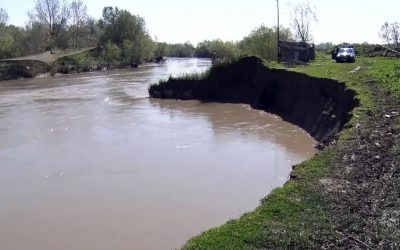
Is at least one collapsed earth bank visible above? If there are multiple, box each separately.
[149,56,358,145]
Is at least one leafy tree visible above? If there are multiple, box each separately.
[77,17,101,47]
[239,25,292,60]
[0,35,15,59]
[195,40,214,58]
[154,42,168,58]
[210,41,239,63]
[99,7,146,46]
[122,40,135,64]
[103,41,121,65]
[4,25,26,56]
[166,42,195,57]
[0,24,28,58]
[132,34,155,63]
[195,40,239,63]
[98,6,154,63]
[290,1,317,43]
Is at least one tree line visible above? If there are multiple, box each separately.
[0,0,324,69]
[0,1,154,65]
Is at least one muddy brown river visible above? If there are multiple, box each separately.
[0,58,316,250]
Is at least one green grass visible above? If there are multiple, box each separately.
[55,50,100,72]
[164,70,211,82]
[181,56,400,249]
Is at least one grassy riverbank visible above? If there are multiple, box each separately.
[179,56,400,249]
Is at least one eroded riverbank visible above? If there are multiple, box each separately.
[150,57,399,249]
[0,58,316,250]
[149,56,358,145]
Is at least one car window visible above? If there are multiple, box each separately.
[347,48,354,53]
[339,49,345,53]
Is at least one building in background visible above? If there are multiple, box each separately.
[279,41,315,62]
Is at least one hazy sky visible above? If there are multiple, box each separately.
[0,0,399,45]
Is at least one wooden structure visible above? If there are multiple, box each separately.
[279,41,315,62]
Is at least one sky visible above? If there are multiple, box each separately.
[0,0,399,45]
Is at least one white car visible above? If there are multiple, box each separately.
[336,48,356,63]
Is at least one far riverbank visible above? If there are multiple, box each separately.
[0,49,168,81]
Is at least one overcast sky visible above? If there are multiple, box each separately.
[0,0,398,45]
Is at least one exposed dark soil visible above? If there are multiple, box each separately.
[150,57,400,248]
[0,61,48,80]
[149,56,359,145]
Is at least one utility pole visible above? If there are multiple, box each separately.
[276,0,280,63]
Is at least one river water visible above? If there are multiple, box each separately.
[0,58,316,250]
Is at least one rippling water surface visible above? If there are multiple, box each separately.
[0,58,316,250]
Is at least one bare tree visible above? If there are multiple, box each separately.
[390,22,400,46]
[379,22,400,47]
[290,1,317,43]
[28,0,70,48]
[380,22,391,46]
[0,8,8,26]
[70,0,88,47]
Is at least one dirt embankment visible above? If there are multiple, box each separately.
[0,61,48,81]
[149,56,358,145]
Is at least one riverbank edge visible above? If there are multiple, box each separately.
[149,56,359,148]
[149,56,400,248]
[0,51,166,81]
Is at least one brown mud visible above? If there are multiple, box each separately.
[149,56,359,145]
